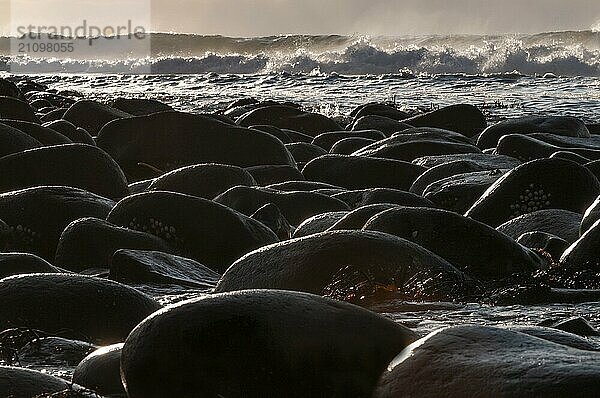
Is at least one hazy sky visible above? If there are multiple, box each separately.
[2,0,600,36]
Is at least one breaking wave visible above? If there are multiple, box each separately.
[1,31,599,76]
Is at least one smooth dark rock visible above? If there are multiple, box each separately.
[423,169,508,213]
[412,153,521,169]
[73,344,125,396]
[478,116,591,149]
[410,159,494,195]
[401,104,486,138]
[267,180,342,192]
[0,186,115,260]
[245,164,303,185]
[466,158,600,228]
[111,98,173,116]
[303,155,425,191]
[0,273,160,344]
[517,232,569,259]
[496,134,600,161]
[0,120,71,145]
[0,366,69,397]
[216,230,468,301]
[497,209,583,244]
[292,211,348,238]
[581,196,600,234]
[215,185,349,226]
[312,130,386,151]
[539,317,600,337]
[55,218,174,272]
[365,207,542,280]
[349,116,413,136]
[110,249,221,288]
[122,290,417,398]
[285,142,327,164]
[97,111,295,180]
[147,163,256,199]
[0,144,129,199]
[333,188,434,209]
[331,137,376,154]
[328,204,399,231]
[237,105,341,136]
[0,122,42,157]
[250,203,293,240]
[107,191,278,273]
[561,219,600,269]
[43,120,96,145]
[0,252,62,278]
[63,100,132,135]
[353,135,481,162]
[0,96,40,123]
[374,325,600,398]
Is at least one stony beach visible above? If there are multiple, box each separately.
[0,74,599,397]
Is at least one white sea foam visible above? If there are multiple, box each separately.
[1,31,598,76]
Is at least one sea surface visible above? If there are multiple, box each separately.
[1,31,599,379]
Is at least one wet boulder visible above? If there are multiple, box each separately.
[111,98,173,116]
[303,155,425,191]
[401,104,486,138]
[0,120,71,145]
[331,137,377,154]
[497,209,583,244]
[561,219,600,270]
[54,217,174,272]
[63,100,132,135]
[517,232,569,260]
[73,343,125,396]
[214,185,349,226]
[0,366,69,398]
[374,325,600,398]
[285,142,327,165]
[349,115,412,136]
[465,158,600,228]
[292,211,348,238]
[0,96,40,123]
[422,169,508,214]
[0,273,161,344]
[353,133,481,162]
[121,290,417,398]
[216,230,468,301]
[496,134,600,162]
[0,122,42,157]
[147,163,256,199]
[332,188,434,209]
[581,196,600,234]
[237,105,341,136]
[245,165,304,185]
[412,153,521,169]
[97,111,295,181]
[364,207,543,280]
[477,116,591,150]
[110,249,221,288]
[410,159,495,195]
[250,203,293,240]
[43,119,96,145]
[0,144,129,200]
[312,130,385,151]
[0,186,115,260]
[107,191,278,273]
[0,252,63,279]
[328,204,399,231]
[352,103,410,121]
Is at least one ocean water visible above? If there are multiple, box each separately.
[1,31,600,381]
